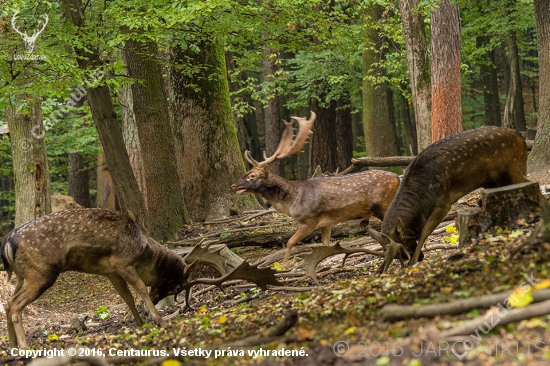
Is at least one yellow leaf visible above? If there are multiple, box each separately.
[508,286,534,308]
[218,314,227,324]
[319,339,329,346]
[47,333,59,342]
[161,360,182,366]
[533,279,550,290]
[518,318,548,329]
[199,307,208,313]
[445,225,458,234]
[344,326,356,335]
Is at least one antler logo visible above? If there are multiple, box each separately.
[11,11,49,53]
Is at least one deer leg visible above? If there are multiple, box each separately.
[106,274,144,326]
[282,222,317,266]
[115,266,164,325]
[7,273,58,348]
[320,226,332,246]
[6,277,24,348]
[410,205,450,265]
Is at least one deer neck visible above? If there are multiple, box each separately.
[258,174,300,215]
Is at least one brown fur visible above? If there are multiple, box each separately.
[233,168,400,265]
[368,126,529,273]
[1,209,187,348]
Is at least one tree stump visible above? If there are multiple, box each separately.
[457,182,543,246]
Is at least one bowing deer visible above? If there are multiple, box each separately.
[1,209,191,348]
[232,112,400,265]
[368,126,529,273]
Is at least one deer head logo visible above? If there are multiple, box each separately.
[11,12,49,53]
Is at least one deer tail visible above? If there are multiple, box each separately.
[1,235,16,282]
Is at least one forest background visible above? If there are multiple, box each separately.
[0,0,549,243]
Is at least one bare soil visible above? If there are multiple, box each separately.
[1,194,550,366]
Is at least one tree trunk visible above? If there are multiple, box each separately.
[477,36,501,126]
[121,85,147,200]
[528,0,550,173]
[430,0,462,141]
[399,0,432,150]
[503,28,527,131]
[335,98,353,170]
[61,0,150,231]
[124,39,188,240]
[6,99,51,227]
[68,153,90,207]
[262,47,282,176]
[169,40,260,222]
[309,99,339,175]
[363,6,399,158]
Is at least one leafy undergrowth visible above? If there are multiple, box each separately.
[1,208,550,366]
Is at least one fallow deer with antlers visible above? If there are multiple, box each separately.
[232,112,400,266]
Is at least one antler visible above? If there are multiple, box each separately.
[183,261,282,307]
[297,242,384,285]
[243,111,316,167]
[183,239,242,275]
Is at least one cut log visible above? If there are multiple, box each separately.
[456,182,543,246]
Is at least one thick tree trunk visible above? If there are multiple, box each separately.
[335,98,353,170]
[61,0,149,231]
[121,85,147,200]
[430,0,462,141]
[528,0,550,173]
[503,31,527,131]
[309,99,339,175]
[68,153,91,207]
[124,39,187,240]
[363,5,399,158]
[262,48,282,175]
[6,99,51,227]
[399,0,432,150]
[169,40,260,221]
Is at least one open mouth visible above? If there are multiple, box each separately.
[234,187,247,194]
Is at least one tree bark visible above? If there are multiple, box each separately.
[262,47,282,176]
[120,85,147,200]
[6,99,51,227]
[169,40,260,222]
[363,5,399,158]
[335,98,354,170]
[124,39,188,240]
[61,0,149,231]
[309,99,339,175]
[399,0,431,150]
[68,153,90,207]
[477,36,501,126]
[430,0,462,141]
[528,0,550,173]
[503,24,527,131]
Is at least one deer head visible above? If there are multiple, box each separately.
[232,111,315,195]
[11,12,49,53]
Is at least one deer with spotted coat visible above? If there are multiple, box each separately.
[1,209,192,348]
[367,126,529,274]
[232,112,401,265]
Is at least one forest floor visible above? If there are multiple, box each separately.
[1,189,550,366]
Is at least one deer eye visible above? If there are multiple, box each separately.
[249,173,256,180]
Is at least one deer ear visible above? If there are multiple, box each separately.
[367,227,391,247]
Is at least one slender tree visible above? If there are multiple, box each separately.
[363,5,399,158]
[430,0,462,141]
[61,0,150,230]
[399,0,432,150]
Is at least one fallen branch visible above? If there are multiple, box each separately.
[28,354,110,366]
[442,298,550,337]
[382,288,550,321]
